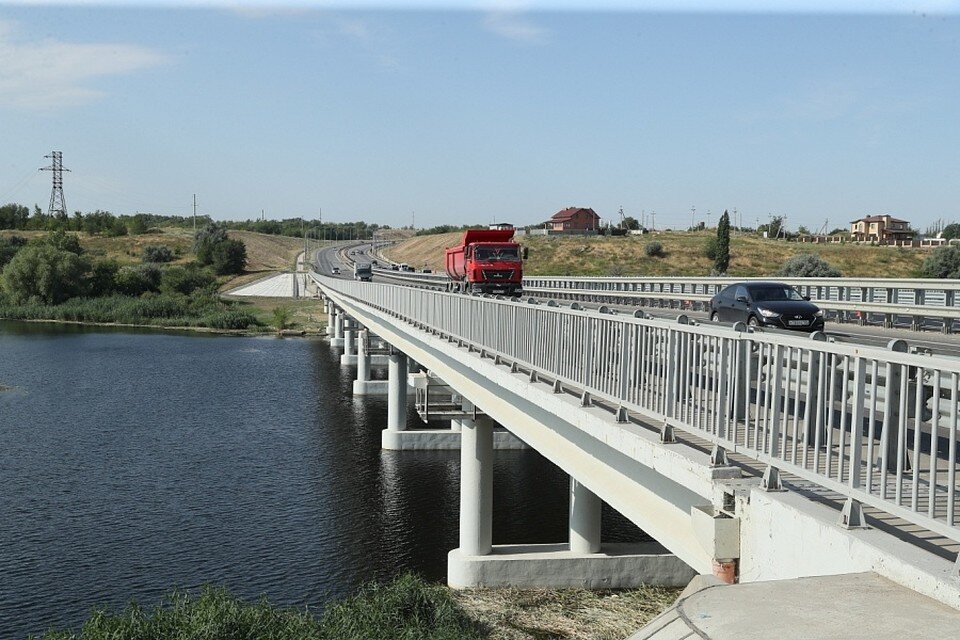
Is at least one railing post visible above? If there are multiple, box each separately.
[881,339,909,475]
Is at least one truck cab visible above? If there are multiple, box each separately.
[445,229,524,296]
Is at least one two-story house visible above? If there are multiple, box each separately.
[849,215,915,243]
[548,207,600,232]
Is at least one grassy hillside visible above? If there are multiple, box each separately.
[384,231,928,278]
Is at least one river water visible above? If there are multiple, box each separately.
[0,322,644,638]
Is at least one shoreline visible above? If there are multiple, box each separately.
[0,316,326,338]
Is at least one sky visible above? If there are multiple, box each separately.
[0,2,958,232]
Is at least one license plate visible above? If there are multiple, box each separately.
[788,319,809,326]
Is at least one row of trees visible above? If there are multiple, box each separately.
[0,202,213,235]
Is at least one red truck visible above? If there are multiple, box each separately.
[444,229,525,296]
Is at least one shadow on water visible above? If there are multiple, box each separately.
[0,322,645,639]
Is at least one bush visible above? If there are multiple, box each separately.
[202,309,259,330]
[86,260,120,297]
[920,245,960,279]
[703,236,719,261]
[193,223,229,261]
[114,264,162,296]
[42,229,83,255]
[159,265,216,295]
[1,244,90,304]
[142,245,174,263]
[209,238,247,275]
[644,241,664,257]
[272,306,292,332]
[776,253,841,277]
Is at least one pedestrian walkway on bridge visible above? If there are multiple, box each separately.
[631,572,960,639]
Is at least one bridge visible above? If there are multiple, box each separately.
[306,245,960,632]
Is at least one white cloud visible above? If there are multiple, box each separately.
[0,19,169,110]
[483,11,549,43]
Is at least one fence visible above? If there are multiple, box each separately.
[316,273,960,544]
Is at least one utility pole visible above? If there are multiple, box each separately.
[650,211,656,232]
[193,194,198,233]
[39,151,69,218]
[690,206,696,230]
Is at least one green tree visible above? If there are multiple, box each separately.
[2,244,90,304]
[920,245,960,279]
[209,238,247,275]
[0,235,27,268]
[715,210,731,274]
[941,223,960,241]
[622,216,640,230]
[193,222,229,263]
[0,203,29,229]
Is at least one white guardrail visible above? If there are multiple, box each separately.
[364,268,960,333]
[523,276,960,332]
[315,272,960,544]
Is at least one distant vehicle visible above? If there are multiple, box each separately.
[709,282,824,331]
[372,260,378,266]
[399,263,414,272]
[354,263,373,282]
[390,265,400,271]
[444,228,525,296]
[421,268,432,273]
[331,266,341,275]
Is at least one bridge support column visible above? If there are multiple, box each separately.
[326,303,335,337]
[569,478,601,554]
[459,415,493,557]
[380,350,409,447]
[330,308,344,346]
[340,319,356,365]
[353,329,388,395]
[450,418,462,433]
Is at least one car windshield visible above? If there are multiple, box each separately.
[474,246,520,261]
[749,285,804,302]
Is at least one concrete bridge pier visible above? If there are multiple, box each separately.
[340,319,356,365]
[353,329,389,395]
[325,300,335,338]
[459,415,493,556]
[381,350,411,449]
[569,478,601,554]
[330,307,344,347]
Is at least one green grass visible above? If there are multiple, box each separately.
[34,574,487,640]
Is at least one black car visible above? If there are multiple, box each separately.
[709,281,824,331]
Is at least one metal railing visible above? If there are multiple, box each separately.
[365,270,960,331]
[316,273,960,544]
[523,276,960,332]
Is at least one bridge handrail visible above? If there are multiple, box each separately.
[315,271,960,545]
